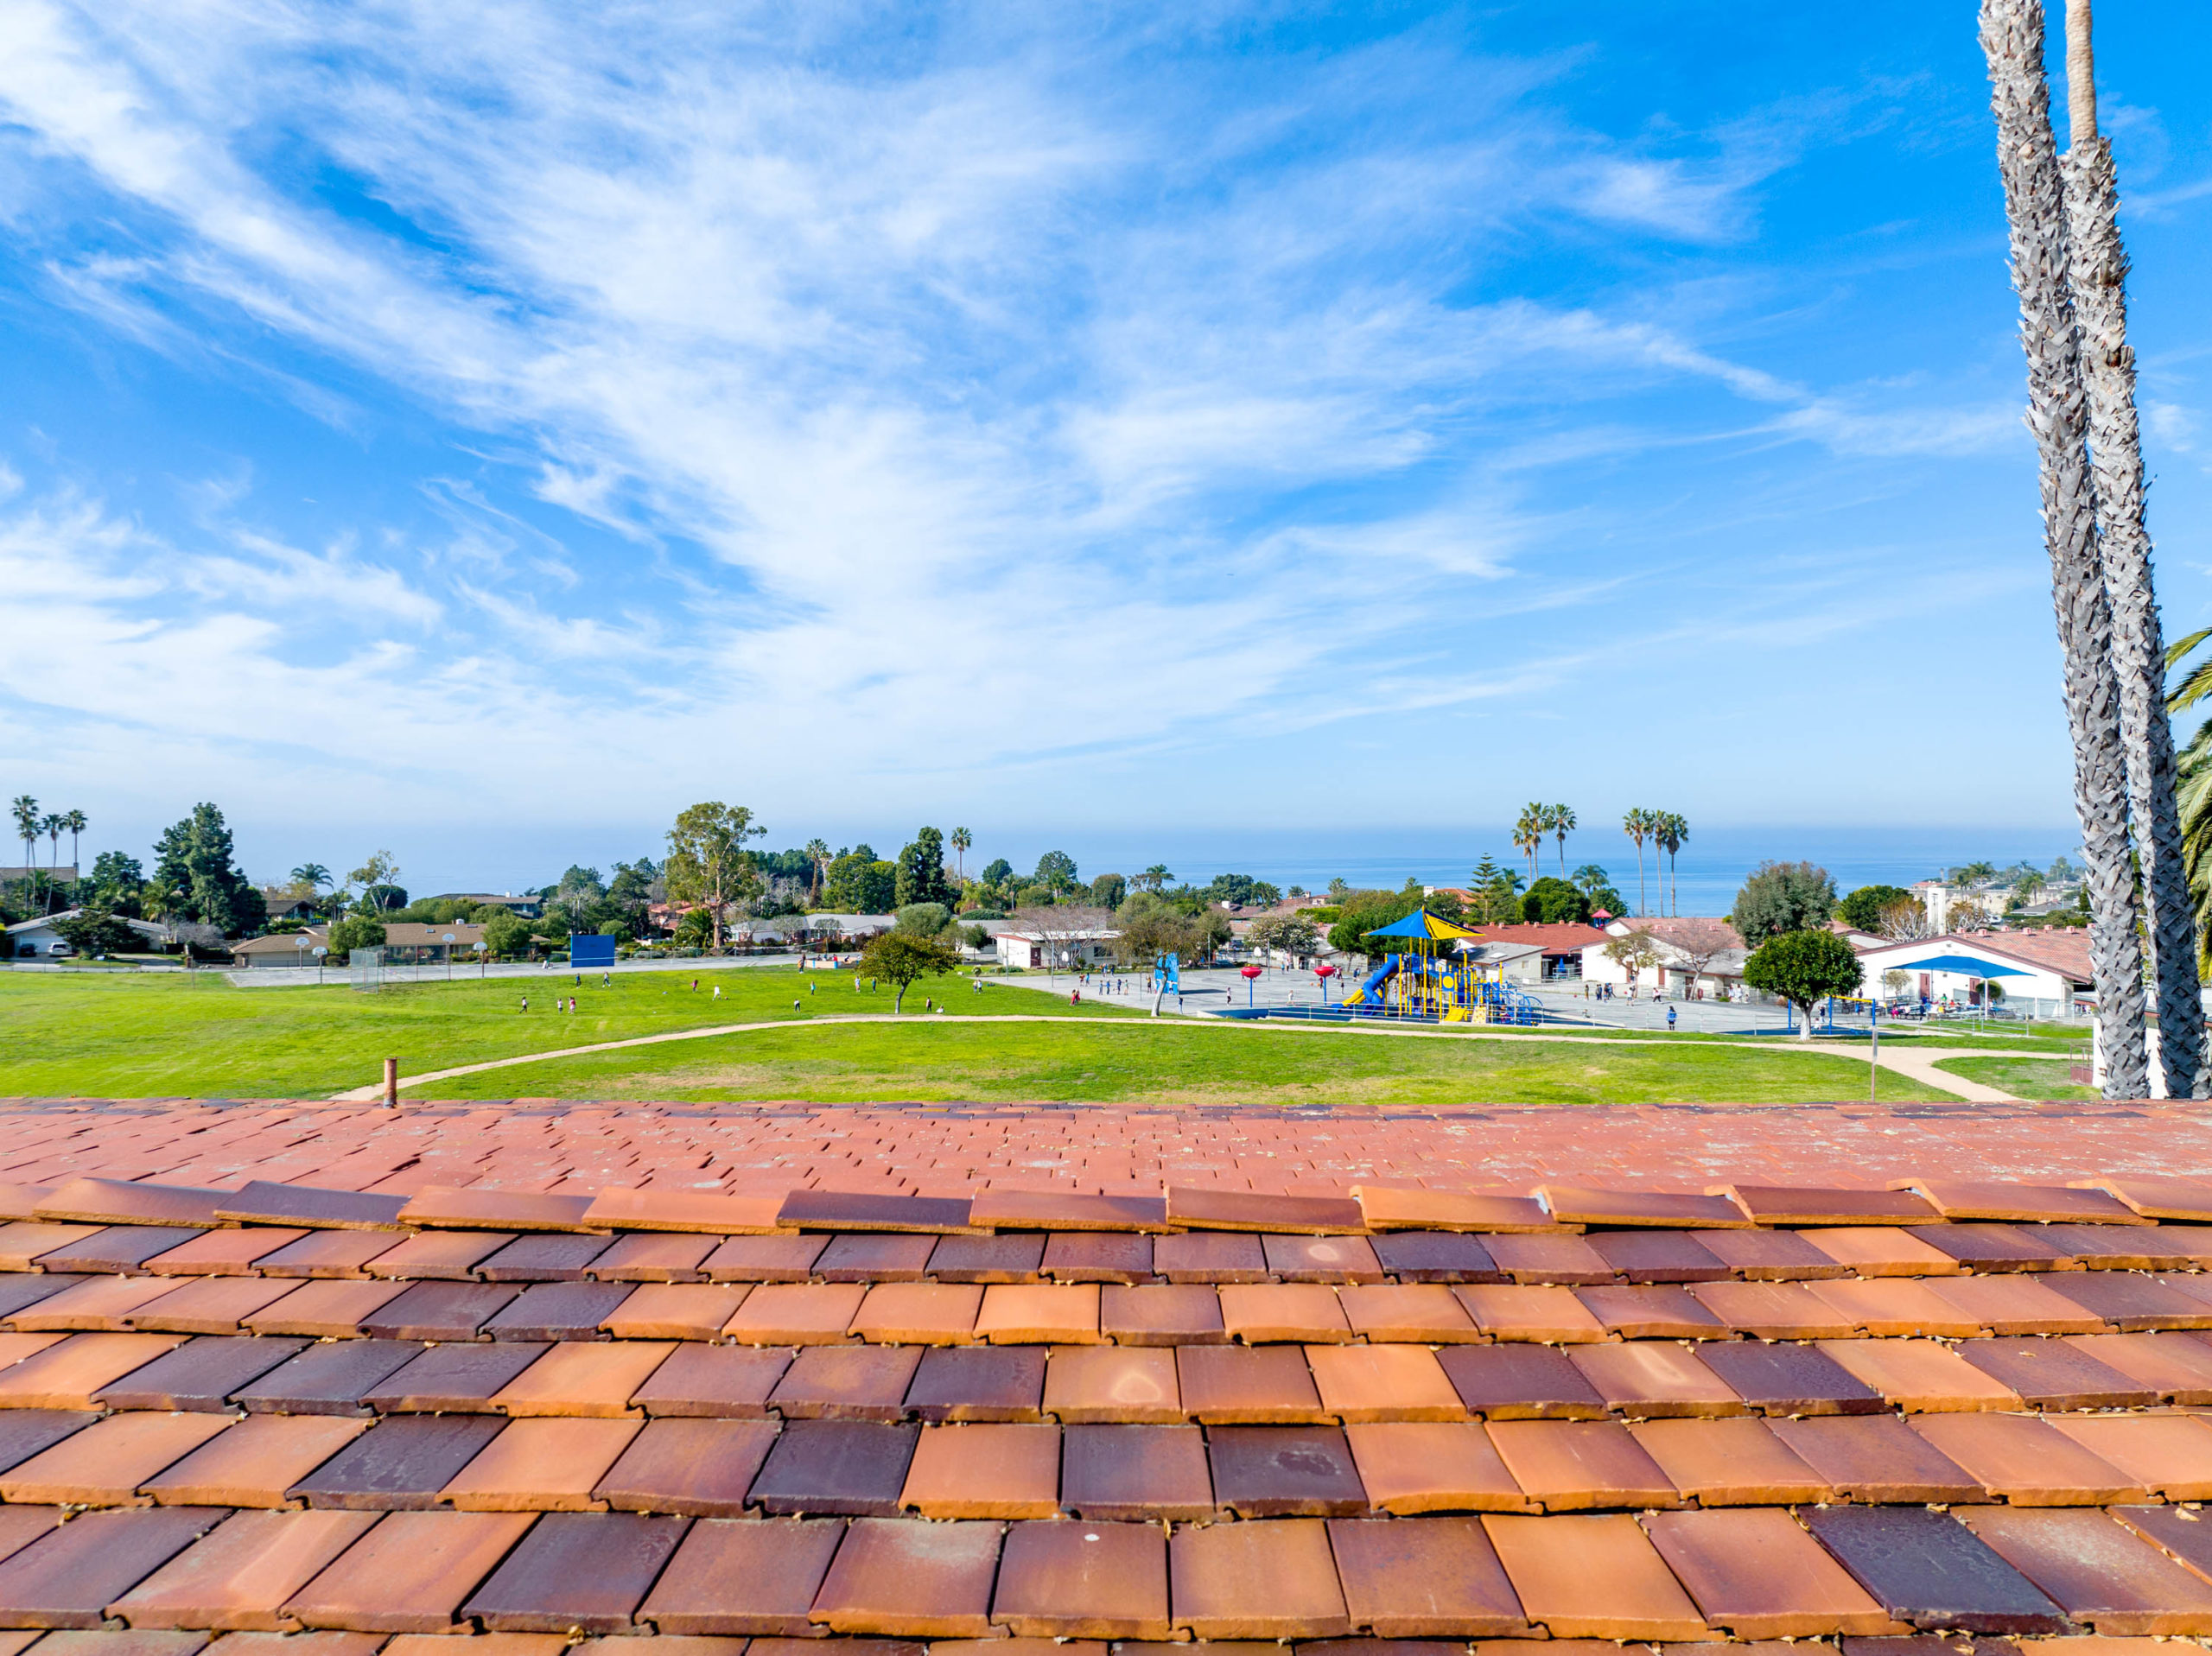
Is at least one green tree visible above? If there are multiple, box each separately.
[326,917,387,960]
[154,803,267,936]
[896,902,950,937]
[804,839,831,904]
[981,857,1014,887]
[1247,910,1321,959]
[10,796,35,887]
[1326,889,1424,960]
[1089,872,1128,909]
[1466,856,1522,925]
[1656,811,1688,917]
[1033,850,1079,892]
[663,802,766,951]
[859,930,963,1012]
[1549,804,1576,877]
[1743,929,1864,1041]
[1622,808,1656,917]
[1513,805,1545,883]
[1730,860,1837,948]
[1838,885,1914,932]
[895,828,952,908]
[54,907,139,955]
[949,828,972,880]
[1602,930,1663,989]
[1522,876,1590,924]
[480,910,533,960]
[1137,864,1173,892]
[88,852,145,917]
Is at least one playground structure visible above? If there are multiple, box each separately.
[1341,910,1544,1025]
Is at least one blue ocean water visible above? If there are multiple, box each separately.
[1009,827,2081,918]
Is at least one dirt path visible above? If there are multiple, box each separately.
[327,1010,2014,1103]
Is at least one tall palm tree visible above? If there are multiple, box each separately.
[60,809,86,894]
[2061,0,2204,1096]
[10,796,36,890]
[1549,805,1575,878]
[41,814,62,914]
[949,828,972,881]
[804,839,830,904]
[291,863,333,891]
[1622,808,1652,918]
[1513,805,1545,885]
[1982,0,2148,1097]
[1657,812,1688,917]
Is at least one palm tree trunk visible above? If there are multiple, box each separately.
[2062,0,2206,1096]
[1983,0,2149,1097]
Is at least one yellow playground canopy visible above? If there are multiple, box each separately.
[1363,910,1484,943]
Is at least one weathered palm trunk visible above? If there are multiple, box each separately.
[2061,0,2206,1097]
[1981,0,2149,1096]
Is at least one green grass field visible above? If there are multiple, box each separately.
[1931,1054,2099,1102]
[0,964,1961,1105]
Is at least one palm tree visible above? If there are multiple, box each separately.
[41,815,62,914]
[1549,805,1575,878]
[1622,808,1652,917]
[291,863,333,891]
[1982,0,2148,1097]
[2061,0,2204,1096]
[1141,864,1173,892]
[804,839,830,904]
[949,828,972,881]
[57,809,86,894]
[1513,804,1545,885]
[10,796,36,891]
[1656,812,1688,917]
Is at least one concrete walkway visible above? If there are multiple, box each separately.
[327,1003,2019,1104]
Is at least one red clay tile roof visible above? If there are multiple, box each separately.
[0,1102,2209,1650]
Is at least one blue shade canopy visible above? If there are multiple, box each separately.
[1364,910,1484,941]
[1891,953,2030,977]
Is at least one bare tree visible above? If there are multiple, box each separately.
[2061,0,2205,1097]
[1010,903,1115,985]
[1876,897,1938,942]
[1602,932,1662,993]
[1981,0,2147,1096]
[1659,918,1738,997]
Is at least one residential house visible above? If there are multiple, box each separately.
[7,910,175,959]
[996,928,1118,970]
[1580,917,1749,999]
[232,923,488,968]
[1449,921,1611,982]
[1852,928,2091,1018]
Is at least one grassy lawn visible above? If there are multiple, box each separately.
[0,965,1135,1100]
[1932,1054,2099,1102]
[412,1019,1958,1106]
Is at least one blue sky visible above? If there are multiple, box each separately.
[4,2,2211,893]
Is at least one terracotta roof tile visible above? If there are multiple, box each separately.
[0,1407,99,1472]
[1691,1280,1859,1340]
[1100,1284,1224,1345]
[810,1516,1003,1637]
[1952,1335,2156,1408]
[1573,1284,1730,1340]
[1798,1227,1963,1277]
[639,1515,844,1634]
[462,1509,690,1634]
[127,1277,300,1336]
[593,1416,777,1516]
[631,1341,791,1417]
[143,1229,309,1278]
[1453,1284,1607,1342]
[2041,1272,2212,1329]
[601,1283,747,1340]
[771,1344,924,1420]
[1908,1223,2075,1272]
[99,1336,308,1412]
[702,1234,829,1282]
[1694,1339,1885,1416]
[1696,1228,1854,1278]
[931,1233,1047,1283]
[213,1183,407,1232]
[1955,1507,2212,1634]
[1920,1273,2110,1335]
[1722,1186,1939,1226]
[2041,1222,2202,1270]
[1060,1423,1211,1520]
[1368,1231,1505,1282]
[1208,1424,1367,1516]
[777,1190,976,1234]
[141,1414,371,1507]
[0,1221,103,1270]
[849,1283,982,1345]
[110,1507,381,1632]
[1340,1421,1528,1513]
[0,1274,87,1323]
[990,1517,1169,1640]
[1645,1507,1901,1638]
[1263,1234,1383,1284]
[966,1190,1168,1232]
[1043,1345,1179,1423]
[2107,1502,2212,1593]
[282,1509,538,1631]
[1434,1344,1608,1420]
[582,1233,710,1282]
[493,1339,674,1416]
[1151,1231,1267,1283]
[1219,1284,1351,1343]
[1337,1284,1479,1342]
[441,1415,639,1510]
[241,1278,409,1337]
[35,1178,230,1228]
[1539,1186,1750,1229]
[0,1331,187,1407]
[1168,1516,1351,1639]
[1629,1417,1831,1505]
[1484,1232,1616,1285]
[289,1415,509,1510]
[0,1505,230,1628]
[898,1421,1058,1518]
[723,1283,868,1345]
[1177,1345,1325,1424]
[1482,1512,1707,1640]
[1485,1418,1677,1511]
[1352,1188,1555,1233]
[1165,1188,1364,1235]
[362,1231,516,1281]
[1565,1342,1742,1418]
[976,1284,1100,1344]
[904,1344,1044,1422]
[2046,1412,2212,1499]
[2067,1329,2212,1399]
[1587,1231,1730,1283]
[580,1187,784,1234]
[1766,1415,1983,1504]
[1907,1413,2144,1504]
[749,1419,918,1516]
[1904,1181,2145,1225]
[819,1234,938,1283]
[1328,1513,1531,1637]
[1817,1339,2024,1412]
[359,1280,519,1341]
[1306,1342,1464,1422]
[1800,1504,2065,1634]
[0,1409,234,1504]
[361,1342,548,1413]
[1033,1232,1143,1283]
[12,1275,186,1331]
[396,1188,595,1232]
[2093,1176,2212,1221]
